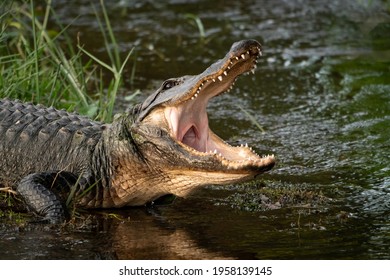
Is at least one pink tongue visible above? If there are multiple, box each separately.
[182,126,204,152]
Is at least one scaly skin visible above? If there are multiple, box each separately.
[0,40,275,223]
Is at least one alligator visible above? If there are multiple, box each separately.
[0,39,275,223]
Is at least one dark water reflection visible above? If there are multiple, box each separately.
[1,0,389,259]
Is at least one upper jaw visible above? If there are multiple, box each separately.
[165,40,274,174]
[164,39,263,146]
[167,39,262,105]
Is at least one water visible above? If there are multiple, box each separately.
[1,0,389,259]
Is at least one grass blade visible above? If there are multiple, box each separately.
[238,105,266,133]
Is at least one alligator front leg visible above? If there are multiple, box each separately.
[16,171,79,224]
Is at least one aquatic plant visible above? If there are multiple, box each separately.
[184,13,206,40]
[0,0,136,122]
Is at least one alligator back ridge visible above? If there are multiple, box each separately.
[0,99,104,185]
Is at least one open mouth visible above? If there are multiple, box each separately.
[163,40,275,172]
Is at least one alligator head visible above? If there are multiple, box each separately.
[119,39,275,202]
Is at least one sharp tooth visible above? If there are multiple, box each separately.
[196,90,200,94]
[259,50,263,56]
[214,149,217,154]
[201,83,204,86]
[218,75,223,81]
[191,97,195,100]
[194,93,198,97]
[246,50,250,54]
[241,54,245,59]
[212,78,216,82]
[227,66,231,70]
[235,56,239,60]
[245,143,248,148]
[251,69,255,74]
[223,71,227,76]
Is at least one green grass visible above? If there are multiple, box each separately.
[0,0,136,122]
[184,13,206,40]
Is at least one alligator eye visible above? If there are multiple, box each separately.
[162,80,177,90]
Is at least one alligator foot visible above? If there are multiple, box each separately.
[16,172,78,224]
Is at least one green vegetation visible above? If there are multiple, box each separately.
[223,181,329,212]
[0,0,136,122]
[184,13,206,40]
[0,186,30,225]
